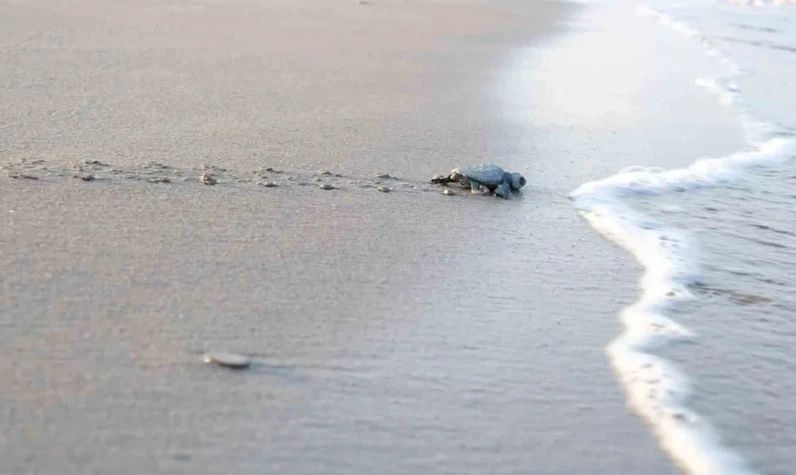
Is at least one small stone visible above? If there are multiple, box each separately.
[264,167,275,172]
[74,173,96,182]
[199,173,217,185]
[376,173,392,179]
[377,186,391,193]
[259,181,278,188]
[319,183,335,190]
[149,177,171,184]
[318,169,332,176]
[203,352,251,369]
[443,188,456,196]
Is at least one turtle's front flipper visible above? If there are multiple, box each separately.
[469,179,482,194]
[494,175,512,199]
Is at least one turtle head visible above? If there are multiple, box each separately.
[509,172,526,191]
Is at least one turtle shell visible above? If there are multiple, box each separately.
[461,164,506,186]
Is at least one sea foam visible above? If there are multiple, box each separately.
[570,4,796,474]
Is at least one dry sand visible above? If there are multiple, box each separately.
[1,0,675,473]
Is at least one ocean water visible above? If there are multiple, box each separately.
[570,0,796,473]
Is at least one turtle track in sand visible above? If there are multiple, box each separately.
[0,157,483,197]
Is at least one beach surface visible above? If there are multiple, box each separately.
[0,0,722,473]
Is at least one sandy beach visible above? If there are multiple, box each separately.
[0,0,725,473]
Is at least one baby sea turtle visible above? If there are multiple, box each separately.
[431,164,526,199]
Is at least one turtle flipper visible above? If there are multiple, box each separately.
[494,175,512,199]
[469,179,482,194]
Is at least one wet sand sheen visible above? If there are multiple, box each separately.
[0,0,674,473]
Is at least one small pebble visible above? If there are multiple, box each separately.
[377,186,391,193]
[443,188,456,196]
[203,352,251,369]
[199,173,217,185]
[259,181,278,188]
[318,170,332,176]
[376,173,392,179]
[319,183,335,190]
[148,177,171,184]
[264,167,275,172]
[74,173,96,182]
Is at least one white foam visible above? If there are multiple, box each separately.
[571,4,796,475]
[728,0,796,7]
[636,5,701,37]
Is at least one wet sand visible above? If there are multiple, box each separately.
[1,0,676,473]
